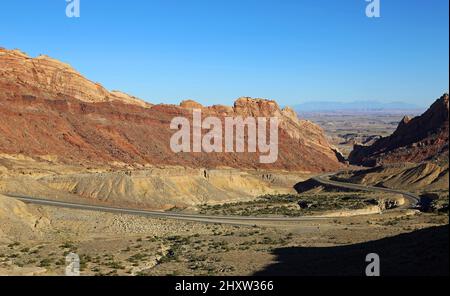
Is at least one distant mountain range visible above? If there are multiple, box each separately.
[292,101,425,112]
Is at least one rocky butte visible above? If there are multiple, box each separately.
[0,48,342,172]
[349,93,449,167]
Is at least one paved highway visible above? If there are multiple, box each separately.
[312,174,420,208]
[7,194,331,226]
[6,173,420,225]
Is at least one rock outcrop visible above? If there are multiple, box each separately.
[0,48,342,172]
[180,100,203,109]
[349,94,449,166]
[0,48,151,108]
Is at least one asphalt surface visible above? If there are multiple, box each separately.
[7,194,331,226]
[312,174,420,208]
[6,173,420,225]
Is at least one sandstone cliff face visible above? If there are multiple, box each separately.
[0,48,342,172]
[349,94,449,166]
[0,48,151,108]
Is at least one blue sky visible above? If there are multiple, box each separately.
[1,0,448,107]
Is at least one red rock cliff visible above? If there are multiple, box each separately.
[0,48,342,172]
[349,93,449,166]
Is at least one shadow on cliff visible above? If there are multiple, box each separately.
[254,225,449,276]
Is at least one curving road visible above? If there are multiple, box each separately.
[7,194,331,226]
[312,174,420,209]
[6,173,420,225]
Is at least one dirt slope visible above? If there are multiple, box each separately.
[334,161,449,192]
[0,194,50,242]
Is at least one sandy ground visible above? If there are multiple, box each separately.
[0,198,447,276]
[0,157,448,276]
